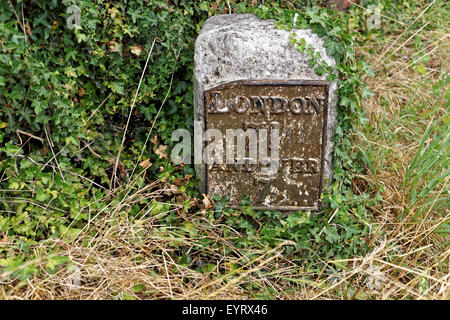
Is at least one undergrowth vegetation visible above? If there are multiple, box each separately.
[0,0,448,299]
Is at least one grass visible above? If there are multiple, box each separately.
[0,1,449,299]
[351,0,449,299]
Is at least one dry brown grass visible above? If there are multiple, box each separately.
[351,0,449,300]
[1,192,446,300]
[0,181,297,299]
[1,1,449,300]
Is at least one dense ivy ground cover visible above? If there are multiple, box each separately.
[0,0,410,282]
[1,0,203,240]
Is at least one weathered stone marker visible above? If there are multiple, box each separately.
[194,14,337,211]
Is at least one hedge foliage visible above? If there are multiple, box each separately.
[0,0,384,264]
[0,0,212,240]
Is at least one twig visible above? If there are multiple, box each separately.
[111,38,157,190]
[44,124,65,182]
[349,1,408,27]
[40,146,66,172]
[85,142,101,158]
[375,21,430,69]
[129,48,181,182]
[374,0,436,67]
[16,129,45,144]
[82,92,112,127]
[7,0,28,45]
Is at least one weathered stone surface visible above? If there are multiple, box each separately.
[194,14,338,211]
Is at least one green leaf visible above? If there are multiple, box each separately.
[417,63,427,75]
[362,61,375,77]
[109,81,125,94]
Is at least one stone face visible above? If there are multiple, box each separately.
[194,14,337,211]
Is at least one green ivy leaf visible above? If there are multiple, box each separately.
[108,81,125,94]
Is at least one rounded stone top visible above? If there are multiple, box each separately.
[195,14,336,91]
[200,14,275,33]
